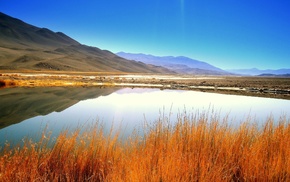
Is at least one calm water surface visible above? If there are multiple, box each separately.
[1,87,290,147]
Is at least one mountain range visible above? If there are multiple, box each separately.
[226,68,290,76]
[0,12,171,73]
[117,52,230,75]
[1,12,289,75]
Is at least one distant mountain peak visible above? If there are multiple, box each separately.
[117,52,230,75]
[226,68,290,76]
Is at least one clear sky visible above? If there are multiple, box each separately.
[1,0,290,69]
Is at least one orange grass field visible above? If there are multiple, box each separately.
[0,111,290,181]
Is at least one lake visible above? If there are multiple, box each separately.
[1,87,290,147]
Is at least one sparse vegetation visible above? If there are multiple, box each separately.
[1,72,290,100]
[0,80,5,87]
[0,80,15,87]
[0,112,290,181]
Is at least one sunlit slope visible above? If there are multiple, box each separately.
[0,12,172,73]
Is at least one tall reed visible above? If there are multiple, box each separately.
[0,111,289,181]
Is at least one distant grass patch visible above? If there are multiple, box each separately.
[0,112,289,181]
[0,80,16,87]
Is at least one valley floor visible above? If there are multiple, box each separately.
[1,70,290,100]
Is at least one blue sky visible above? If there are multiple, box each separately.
[1,0,290,69]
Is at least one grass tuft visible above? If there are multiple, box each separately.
[0,112,290,181]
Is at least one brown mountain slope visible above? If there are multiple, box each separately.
[0,12,79,48]
[0,12,173,73]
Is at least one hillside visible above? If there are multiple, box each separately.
[0,12,172,73]
[117,52,230,75]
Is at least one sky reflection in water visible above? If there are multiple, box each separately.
[1,88,290,147]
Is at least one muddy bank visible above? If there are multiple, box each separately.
[1,72,290,100]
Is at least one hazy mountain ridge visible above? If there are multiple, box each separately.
[258,73,290,77]
[0,12,172,73]
[227,68,290,76]
[117,52,230,75]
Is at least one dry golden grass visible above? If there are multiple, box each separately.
[0,112,289,181]
[0,80,16,87]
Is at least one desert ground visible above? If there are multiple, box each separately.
[1,70,290,100]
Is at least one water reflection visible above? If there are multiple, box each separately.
[0,87,119,129]
[1,87,290,147]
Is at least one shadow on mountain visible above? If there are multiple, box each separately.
[0,87,119,129]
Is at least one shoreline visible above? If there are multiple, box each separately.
[1,71,290,100]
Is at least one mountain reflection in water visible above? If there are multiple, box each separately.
[1,87,290,148]
[0,87,119,129]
